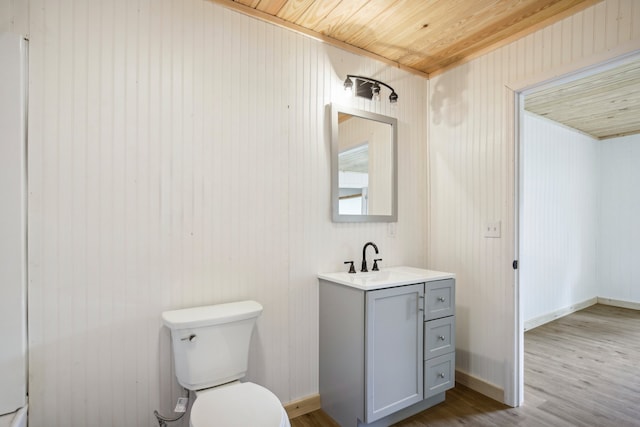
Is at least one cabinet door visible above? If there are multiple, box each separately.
[365,284,424,423]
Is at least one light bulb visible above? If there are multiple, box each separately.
[343,77,353,96]
[372,83,381,101]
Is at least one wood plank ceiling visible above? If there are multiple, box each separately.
[212,0,601,77]
[525,59,640,140]
[212,0,640,139]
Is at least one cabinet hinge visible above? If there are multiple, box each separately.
[512,260,518,270]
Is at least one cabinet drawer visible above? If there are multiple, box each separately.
[425,279,455,320]
[424,316,455,360]
[424,352,455,399]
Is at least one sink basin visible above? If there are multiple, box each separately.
[318,266,455,290]
[353,271,391,280]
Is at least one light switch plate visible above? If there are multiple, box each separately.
[388,222,397,237]
[484,221,501,238]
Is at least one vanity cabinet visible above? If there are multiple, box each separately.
[319,268,456,427]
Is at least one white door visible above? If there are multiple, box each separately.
[0,32,28,415]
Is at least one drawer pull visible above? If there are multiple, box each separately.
[438,373,445,379]
[438,335,446,341]
[437,297,446,302]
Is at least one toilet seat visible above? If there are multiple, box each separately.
[190,382,290,427]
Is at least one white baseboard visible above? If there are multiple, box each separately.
[597,297,640,310]
[455,370,504,404]
[524,297,598,331]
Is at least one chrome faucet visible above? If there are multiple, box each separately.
[361,241,379,272]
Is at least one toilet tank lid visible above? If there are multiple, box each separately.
[162,300,263,330]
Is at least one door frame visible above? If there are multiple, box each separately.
[0,32,29,415]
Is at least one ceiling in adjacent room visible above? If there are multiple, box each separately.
[213,0,601,77]
[525,58,640,140]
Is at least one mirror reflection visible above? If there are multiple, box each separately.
[331,105,397,222]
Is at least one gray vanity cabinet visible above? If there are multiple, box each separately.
[319,281,425,427]
[319,272,456,427]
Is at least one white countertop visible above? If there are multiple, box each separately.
[318,266,455,291]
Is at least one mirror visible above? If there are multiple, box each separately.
[331,104,397,222]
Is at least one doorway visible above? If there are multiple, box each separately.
[512,50,640,406]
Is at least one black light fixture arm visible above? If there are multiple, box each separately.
[343,74,398,103]
[346,75,395,94]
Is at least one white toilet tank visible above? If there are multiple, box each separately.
[162,300,263,390]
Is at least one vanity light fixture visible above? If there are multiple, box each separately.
[343,75,398,104]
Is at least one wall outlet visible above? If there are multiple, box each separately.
[484,221,501,238]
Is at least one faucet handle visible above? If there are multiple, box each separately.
[344,261,356,274]
[372,258,382,271]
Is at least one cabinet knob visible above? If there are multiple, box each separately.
[437,296,446,302]
[438,373,445,379]
[438,335,446,341]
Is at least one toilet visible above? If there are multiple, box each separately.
[162,300,290,427]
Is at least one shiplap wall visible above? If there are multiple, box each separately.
[520,113,599,323]
[22,0,428,426]
[0,0,27,35]
[600,134,640,303]
[428,0,640,401]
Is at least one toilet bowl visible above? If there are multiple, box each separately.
[190,382,289,427]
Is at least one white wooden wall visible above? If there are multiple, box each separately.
[520,115,640,327]
[520,113,600,324]
[600,133,640,303]
[21,0,428,426]
[428,0,640,401]
[0,0,27,35]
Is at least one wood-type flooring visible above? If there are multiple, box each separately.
[291,304,640,427]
